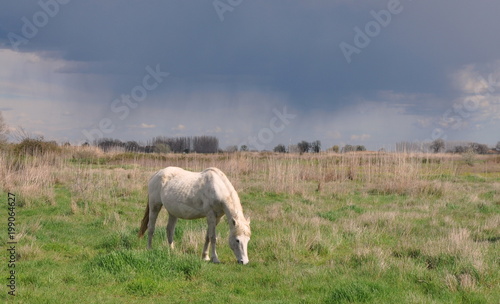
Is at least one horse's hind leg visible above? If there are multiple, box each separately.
[147,203,162,249]
[166,213,178,249]
[202,229,211,261]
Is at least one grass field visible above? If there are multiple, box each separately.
[1,148,499,303]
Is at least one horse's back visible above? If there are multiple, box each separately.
[149,167,190,205]
[162,167,234,219]
[159,168,208,219]
[150,166,236,219]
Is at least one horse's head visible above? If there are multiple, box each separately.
[229,217,251,265]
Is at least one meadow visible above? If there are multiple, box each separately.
[0,147,499,303]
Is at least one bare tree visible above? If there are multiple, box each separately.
[95,138,125,152]
[356,145,366,151]
[225,145,238,153]
[396,141,425,153]
[193,136,219,153]
[342,144,355,153]
[430,139,445,153]
[451,142,489,155]
[311,140,321,153]
[297,140,311,154]
[469,142,489,155]
[125,141,142,152]
[0,112,9,143]
[288,144,299,154]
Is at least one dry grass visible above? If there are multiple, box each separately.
[1,148,494,196]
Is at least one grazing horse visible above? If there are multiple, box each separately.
[138,167,251,264]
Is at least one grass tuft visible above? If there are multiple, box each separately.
[325,280,386,303]
[87,249,201,280]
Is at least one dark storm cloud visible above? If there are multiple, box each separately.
[3,1,500,103]
[1,0,500,148]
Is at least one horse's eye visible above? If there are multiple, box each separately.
[236,239,240,243]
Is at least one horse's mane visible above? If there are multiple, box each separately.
[203,167,240,205]
[233,218,251,237]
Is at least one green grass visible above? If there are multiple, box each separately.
[318,204,365,222]
[1,152,500,303]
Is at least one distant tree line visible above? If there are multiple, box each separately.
[93,137,497,155]
[271,140,322,154]
[151,136,192,153]
[340,144,366,153]
[396,139,496,154]
[270,140,367,154]
[448,142,489,154]
[93,135,219,154]
[192,136,219,154]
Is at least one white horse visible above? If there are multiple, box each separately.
[138,167,251,264]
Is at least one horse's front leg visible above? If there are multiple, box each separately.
[203,214,221,263]
[166,214,178,249]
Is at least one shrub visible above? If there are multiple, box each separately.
[14,138,60,156]
[273,144,287,153]
[328,145,340,153]
[462,149,476,166]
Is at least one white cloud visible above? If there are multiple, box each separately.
[139,123,156,129]
[415,118,433,128]
[172,124,185,131]
[350,134,371,141]
[206,126,229,134]
[326,130,341,140]
[451,63,500,125]
[454,66,488,94]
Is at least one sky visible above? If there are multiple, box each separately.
[1,0,499,151]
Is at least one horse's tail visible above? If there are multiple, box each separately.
[138,195,149,238]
